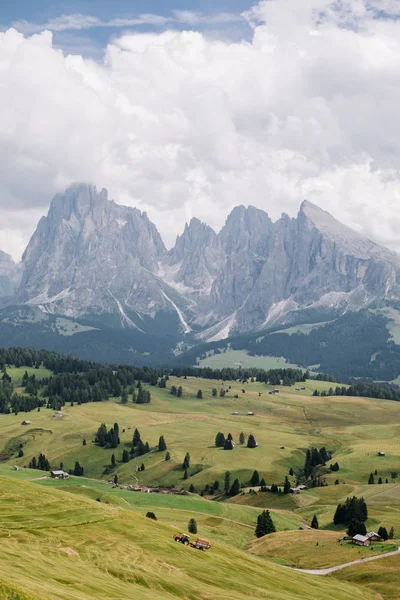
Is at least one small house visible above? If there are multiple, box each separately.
[299,524,312,530]
[21,420,31,425]
[12,466,19,471]
[247,412,254,416]
[367,531,382,542]
[352,534,371,547]
[378,451,386,456]
[50,470,69,479]
[232,411,239,415]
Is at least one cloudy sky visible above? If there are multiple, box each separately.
[1,0,400,261]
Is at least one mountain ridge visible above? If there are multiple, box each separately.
[2,183,400,344]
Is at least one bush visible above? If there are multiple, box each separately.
[146,511,157,520]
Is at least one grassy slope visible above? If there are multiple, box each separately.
[0,475,375,600]
[250,529,399,568]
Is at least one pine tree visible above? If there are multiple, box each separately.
[122,449,129,463]
[82,439,86,446]
[133,428,141,447]
[389,527,395,539]
[247,434,257,448]
[121,388,128,404]
[215,432,225,447]
[224,471,231,495]
[196,389,203,399]
[378,476,383,484]
[311,515,319,529]
[113,474,118,485]
[229,478,240,496]
[188,518,197,534]
[347,520,367,537]
[170,385,177,396]
[283,476,291,494]
[111,453,116,467]
[250,470,260,486]
[239,432,245,444]
[177,386,183,397]
[183,452,190,470]
[289,467,294,476]
[259,478,266,487]
[378,526,389,540]
[183,468,188,480]
[189,484,195,493]
[158,435,167,451]
[223,439,234,450]
[368,473,375,484]
[255,510,276,537]
[165,451,171,461]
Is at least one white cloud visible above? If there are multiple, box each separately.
[11,11,241,35]
[2,0,400,261]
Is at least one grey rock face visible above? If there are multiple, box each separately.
[14,184,400,340]
[0,251,20,297]
[18,184,189,329]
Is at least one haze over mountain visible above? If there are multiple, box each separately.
[2,183,400,344]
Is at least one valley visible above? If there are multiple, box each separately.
[0,352,400,599]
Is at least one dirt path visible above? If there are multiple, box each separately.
[285,547,400,575]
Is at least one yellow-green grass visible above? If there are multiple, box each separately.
[0,475,375,600]
[250,529,399,568]
[334,554,400,600]
[1,374,399,491]
[7,366,52,385]
[196,349,302,370]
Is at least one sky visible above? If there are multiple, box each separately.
[1,0,400,260]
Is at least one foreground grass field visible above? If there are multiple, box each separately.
[0,475,376,600]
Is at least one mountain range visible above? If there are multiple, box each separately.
[1,183,400,376]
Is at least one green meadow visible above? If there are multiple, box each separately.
[1,366,400,598]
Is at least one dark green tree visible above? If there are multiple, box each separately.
[224,471,231,495]
[247,434,257,448]
[224,439,234,450]
[183,452,190,470]
[196,389,203,399]
[212,388,218,397]
[283,476,291,494]
[229,478,241,496]
[215,432,225,447]
[146,511,157,520]
[250,470,260,486]
[311,515,319,529]
[122,449,129,463]
[177,386,183,397]
[378,526,389,540]
[255,510,276,537]
[368,473,375,484]
[165,451,171,461]
[158,435,167,451]
[188,518,197,534]
[347,520,367,537]
[239,432,245,445]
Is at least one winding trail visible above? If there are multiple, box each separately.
[285,547,400,575]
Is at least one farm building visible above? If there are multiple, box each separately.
[21,420,31,425]
[232,411,239,415]
[299,524,312,530]
[247,412,254,416]
[378,451,386,456]
[352,534,371,547]
[291,485,307,494]
[367,532,382,542]
[50,470,69,479]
